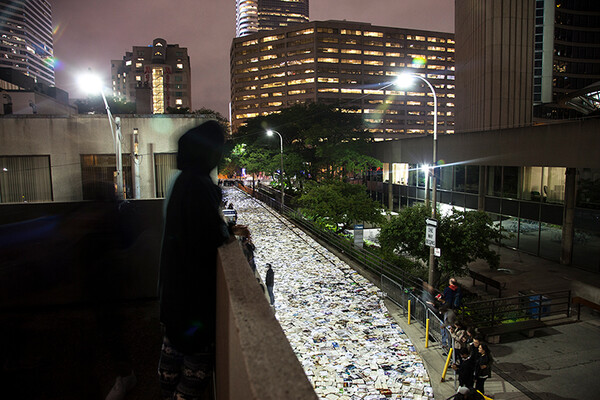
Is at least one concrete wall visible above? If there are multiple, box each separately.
[0,114,209,201]
[216,241,318,400]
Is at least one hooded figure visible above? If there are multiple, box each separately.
[158,120,230,353]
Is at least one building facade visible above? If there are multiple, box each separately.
[455,0,600,132]
[454,0,535,133]
[236,0,309,37]
[0,114,209,202]
[111,38,192,114]
[367,118,600,272]
[0,0,54,86]
[230,20,455,138]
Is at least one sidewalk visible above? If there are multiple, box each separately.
[385,299,527,400]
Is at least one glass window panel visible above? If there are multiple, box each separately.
[576,168,600,209]
[0,155,52,203]
[81,154,132,200]
[572,209,600,271]
[465,165,479,194]
[518,218,540,255]
[439,165,452,190]
[454,165,465,192]
[154,153,178,198]
[540,221,562,262]
[542,167,566,204]
[487,166,502,197]
[503,166,519,199]
[522,166,543,201]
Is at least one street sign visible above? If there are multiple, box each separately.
[434,248,441,257]
[354,224,364,248]
[425,218,437,247]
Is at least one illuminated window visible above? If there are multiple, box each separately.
[364,31,383,37]
[262,34,284,42]
[288,89,307,95]
[125,60,132,66]
[243,39,259,46]
[341,59,361,64]
[135,75,141,81]
[272,92,283,96]
[364,50,384,56]
[176,63,184,69]
[261,81,285,89]
[341,29,362,35]
[447,48,455,52]
[428,46,446,52]
[407,101,421,106]
[386,52,401,57]
[428,65,446,70]
[175,99,183,105]
[319,37,338,44]
[152,67,164,114]
[317,77,339,83]
[318,47,338,53]
[341,88,361,94]
[317,58,339,63]
[364,89,384,95]
[341,49,361,54]
[318,88,339,93]
[386,42,403,48]
[267,101,282,107]
[364,60,383,66]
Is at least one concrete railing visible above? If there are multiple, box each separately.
[215,240,317,399]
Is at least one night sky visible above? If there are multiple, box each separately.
[51,0,454,117]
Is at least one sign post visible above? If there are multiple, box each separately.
[425,218,437,248]
[354,224,364,248]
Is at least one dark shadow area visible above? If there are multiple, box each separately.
[495,362,550,382]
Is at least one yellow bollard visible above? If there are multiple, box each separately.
[425,318,430,348]
[407,300,411,325]
[441,348,453,382]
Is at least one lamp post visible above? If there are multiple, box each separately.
[266,129,284,209]
[78,72,124,200]
[396,73,438,286]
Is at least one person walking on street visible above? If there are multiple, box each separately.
[265,263,275,306]
[475,343,493,394]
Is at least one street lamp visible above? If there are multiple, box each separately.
[266,129,284,209]
[396,72,438,286]
[78,71,124,200]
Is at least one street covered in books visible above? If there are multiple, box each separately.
[224,188,434,400]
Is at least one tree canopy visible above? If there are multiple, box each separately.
[378,204,503,287]
[297,180,385,231]
[224,102,382,187]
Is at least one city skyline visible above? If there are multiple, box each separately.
[51,0,454,117]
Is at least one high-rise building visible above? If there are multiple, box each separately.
[455,0,600,132]
[236,0,309,37]
[230,20,455,138]
[533,0,600,119]
[111,38,191,114]
[0,0,54,86]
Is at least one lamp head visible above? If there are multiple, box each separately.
[77,71,104,95]
[395,72,415,89]
[266,129,274,136]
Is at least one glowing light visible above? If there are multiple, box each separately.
[395,73,416,88]
[77,72,104,94]
[266,129,274,136]
[412,56,427,66]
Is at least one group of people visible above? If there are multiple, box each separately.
[434,278,494,398]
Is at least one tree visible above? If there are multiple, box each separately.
[378,204,503,287]
[297,180,385,231]
[230,102,381,189]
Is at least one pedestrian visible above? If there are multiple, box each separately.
[440,304,457,353]
[443,277,462,309]
[265,263,275,306]
[241,236,257,273]
[451,347,476,389]
[469,335,484,360]
[158,120,249,399]
[475,343,493,394]
[450,320,468,359]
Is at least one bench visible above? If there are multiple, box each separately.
[479,319,546,344]
[469,269,506,298]
[572,296,600,321]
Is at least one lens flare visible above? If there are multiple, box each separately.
[411,56,427,67]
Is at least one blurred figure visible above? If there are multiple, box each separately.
[158,120,248,399]
[265,263,275,306]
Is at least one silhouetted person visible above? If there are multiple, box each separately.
[158,120,248,399]
[265,263,275,306]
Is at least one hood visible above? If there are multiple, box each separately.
[177,120,225,172]
[449,284,458,291]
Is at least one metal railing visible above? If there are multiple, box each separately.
[460,290,572,327]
